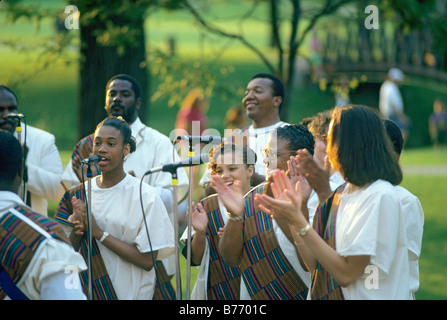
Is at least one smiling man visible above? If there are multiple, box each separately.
[201,73,288,194]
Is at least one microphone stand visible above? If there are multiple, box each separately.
[85,164,93,300]
[158,167,182,300]
[16,121,26,202]
[185,140,195,300]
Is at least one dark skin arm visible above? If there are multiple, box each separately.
[68,197,157,271]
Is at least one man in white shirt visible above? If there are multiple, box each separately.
[0,130,86,300]
[379,68,410,143]
[0,85,65,216]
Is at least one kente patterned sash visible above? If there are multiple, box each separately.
[54,184,118,300]
[71,134,100,177]
[72,134,94,161]
[240,183,308,300]
[152,261,176,300]
[0,204,71,300]
[310,183,346,300]
[200,194,241,300]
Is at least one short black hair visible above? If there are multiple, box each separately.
[106,74,141,99]
[251,73,284,112]
[0,131,22,183]
[384,119,403,156]
[0,85,19,104]
[276,124,315,156]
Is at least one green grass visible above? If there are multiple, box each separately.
[400,175,447,300]
[400,146,447,166]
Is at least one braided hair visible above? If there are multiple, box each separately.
[276,124,315,156]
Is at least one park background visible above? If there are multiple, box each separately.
[1,0,446,300]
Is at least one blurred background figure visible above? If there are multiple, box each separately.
[379,68,411,144]
[224,104,248,134]
[333,73,351,107]
[175,88,209,218]
[428,98,447,151]
[175,88,208,137]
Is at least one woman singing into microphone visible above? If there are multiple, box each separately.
[55,116,175,300]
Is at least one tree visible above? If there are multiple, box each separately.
[183,0,357,122]
[1,0,186,139]
[76,1,150,139]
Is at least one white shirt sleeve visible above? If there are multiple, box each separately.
[40,271,87,300]
[336,183,400,275]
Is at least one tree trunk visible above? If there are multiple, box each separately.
[77,4,148,139]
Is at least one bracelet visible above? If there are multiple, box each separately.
[228,214,243,221]
[99,231,109,243]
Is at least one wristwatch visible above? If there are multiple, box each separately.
[299,223,311,237]
[99,231,109,243]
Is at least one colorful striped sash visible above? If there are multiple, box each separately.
[54,184,118,300]
[200,194,241,300]
[72,134,94,161]
[152,261,176,300]
[71,134,100,177]
[240,183,308,300]
[0,204,71,300]
[310,183,346,300]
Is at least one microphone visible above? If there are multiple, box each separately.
[145,154,209,175]
[176,135,221,143]
[7,113,25,119]
[81,154,102,164]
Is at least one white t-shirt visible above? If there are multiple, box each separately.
[395,185,424,294]
[84,174,175,300]
[335,180,413,300]
[379,80,403,119]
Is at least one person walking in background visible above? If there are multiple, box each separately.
[429,98,447,151]
[0,85,65,216]
[55,117,175,300]
[379,68,411,144]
